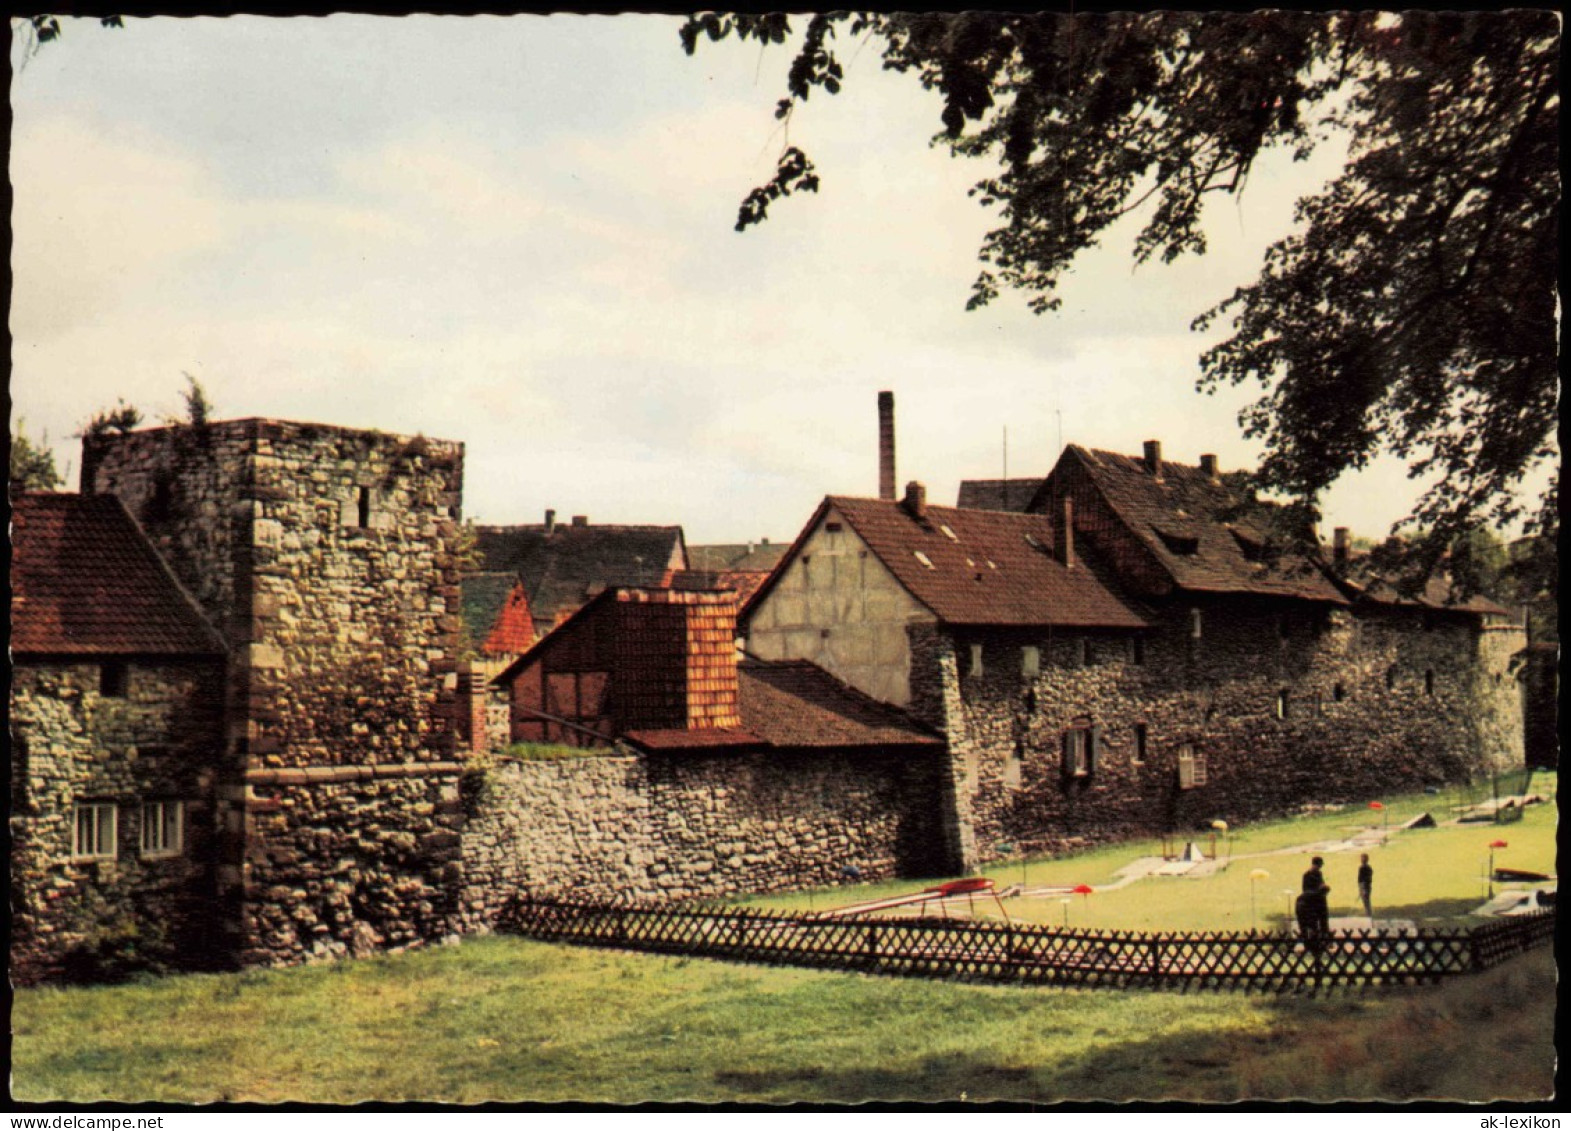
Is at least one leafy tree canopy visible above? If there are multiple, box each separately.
[9,420,64,497]
[684,12,1559,591]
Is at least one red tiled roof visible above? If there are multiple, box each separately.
[11,493,226,656]
[622,659,940,753]
[1061,446,1348,603]
[670,568,774,607]
[623,727,764,751]
[737,659,942,749]
[787,496,1150,629]
[482,577,537,654]
[956,478,1040,513]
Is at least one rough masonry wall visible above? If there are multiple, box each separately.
[746,507,936,707]
[936,601,1525,865]
[83,420,470,966]
[460,747,950,925]
[9,660,226,983]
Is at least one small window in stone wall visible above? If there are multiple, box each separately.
[1132,722,1148,764]
[1275,689,1290,719]
[1062,725,1099,778]
[1005,739,1024,789]
[146,478,174,524]
[1177,744,1207,789]
[1424,669,1435,696]
[1132,636,1146,665]
[1024,688,1038,715]
[99,661,129,698]
[1190,607,1204,639]
[1385,665,1399,691]
[1022,645,1040,677]
[968,642,985,678]
[1080,638,1094,666]
[73,803,118,860]
[1333,682,1347,703]
[356,486,372,528]
[140,800,185,858]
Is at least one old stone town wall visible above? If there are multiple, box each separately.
[459,746,951,925]
[925,600,1525,867]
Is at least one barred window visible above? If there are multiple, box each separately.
[73,804,118,860]
[140,801,185,858]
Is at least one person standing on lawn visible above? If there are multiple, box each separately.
[1357,854,1374,921]
[1297,856,1332,942]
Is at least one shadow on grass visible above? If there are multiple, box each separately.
[706,947,1553,1104]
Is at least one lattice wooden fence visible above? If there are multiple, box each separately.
[502,895,1555,993]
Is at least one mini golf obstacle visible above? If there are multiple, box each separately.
[821,876,1012,921]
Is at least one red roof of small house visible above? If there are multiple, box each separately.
[480,576,537,655]
[10,493,226,657]
[1054,446,1349,604]
[736,659,943,749]
[748,495,1151,630]
[623,659,940,753]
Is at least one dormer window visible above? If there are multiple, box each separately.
[1231,528,1268,562]
[1156,528,1199,556]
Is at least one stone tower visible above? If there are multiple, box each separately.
[84,418,468,964]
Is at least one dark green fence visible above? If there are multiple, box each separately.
[502,895,1554,993]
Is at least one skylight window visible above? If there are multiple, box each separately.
[939,524,959,542]
[913,551,936,570]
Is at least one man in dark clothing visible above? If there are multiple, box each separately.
[1297,856,1332,942]
[1357,854,1374,920]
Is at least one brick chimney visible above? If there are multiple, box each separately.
[878,391,896,501]
[1200,453,1218,479]
[902,480,927,520]
[572,515,588,528]
[1333,527,1351,565]
[544,508,556,535]
[1054,495,1075,568]
[1143,440,1163,476]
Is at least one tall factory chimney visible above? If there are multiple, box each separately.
[878,391,896,501]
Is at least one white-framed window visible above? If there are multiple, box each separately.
[73,803,118,860]
[140,801,185,858]
[1022,645,1040,677]
[1062,725,1099,778]
[1177,744,1207,789]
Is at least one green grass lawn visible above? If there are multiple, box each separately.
[12,933,1555,1104]
[13,775,1555,1104]
[747,775,1558,933]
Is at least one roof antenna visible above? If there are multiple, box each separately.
[1002,425,1009,510]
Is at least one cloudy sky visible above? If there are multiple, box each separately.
[7,15,1484,544]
